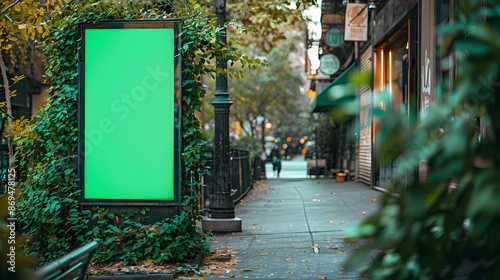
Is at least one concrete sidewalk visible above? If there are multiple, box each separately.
[202,178,382,279]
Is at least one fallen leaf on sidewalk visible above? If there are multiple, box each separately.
[242,268,252,271]
[318,276,328,280]
[198,249,238,276]
[285,257,294,261]
[371,198,377,202]
[312,245,320,253]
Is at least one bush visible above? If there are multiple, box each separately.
[345,1,500,279]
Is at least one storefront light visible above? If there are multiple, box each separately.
[389,50,393,95]
[380,49,384,90]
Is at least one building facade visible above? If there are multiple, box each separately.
[310,0,458,189]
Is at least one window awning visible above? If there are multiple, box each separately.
[311,62,358,113]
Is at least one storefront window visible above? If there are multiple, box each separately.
[373,29,408,112]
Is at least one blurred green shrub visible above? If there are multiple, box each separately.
[344,1,500,279]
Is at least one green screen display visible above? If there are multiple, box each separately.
[81,23,179,202]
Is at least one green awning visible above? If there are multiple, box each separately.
[312,62,358,113]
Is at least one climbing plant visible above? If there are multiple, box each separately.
[15,0,264,266]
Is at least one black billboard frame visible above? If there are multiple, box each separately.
[77,20,182,207]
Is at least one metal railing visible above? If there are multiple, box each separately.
[201,148,262,210]
[35,240,101,280]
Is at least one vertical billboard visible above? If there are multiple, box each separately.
[78,21,181,205]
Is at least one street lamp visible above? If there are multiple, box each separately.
[203,0,242,232]
[368,1,377,10]
[257,115,265,151]
[256,115,266,179]
[313,113,319,178]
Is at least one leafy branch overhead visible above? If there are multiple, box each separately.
[0,0,55,171]
[226,0,317,53]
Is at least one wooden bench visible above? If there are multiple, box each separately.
[307,159,327,177]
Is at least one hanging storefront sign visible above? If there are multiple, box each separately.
[344,3,368,41]
[319,54,340,75]
[324,27,344,47]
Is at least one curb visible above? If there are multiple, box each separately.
[88,273,174,280]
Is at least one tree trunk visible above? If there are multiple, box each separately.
[0,52,15,168]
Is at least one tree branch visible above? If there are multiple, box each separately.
[1,0,19,14]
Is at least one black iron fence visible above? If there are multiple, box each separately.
[201,148,264,210]
[252,153,266,182]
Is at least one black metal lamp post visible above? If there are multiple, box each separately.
[313,113,319,177]
[203,0,241,232]
[257,115,266,151]
[257,116,267,179]
[261,117,265,150]
[208,0,234,219]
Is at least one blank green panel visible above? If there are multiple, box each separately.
[83,28,175,201]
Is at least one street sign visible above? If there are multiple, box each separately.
[319,54,340,75]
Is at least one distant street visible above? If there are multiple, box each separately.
[265,155,320,179]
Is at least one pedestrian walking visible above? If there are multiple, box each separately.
[270,144,282,177]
